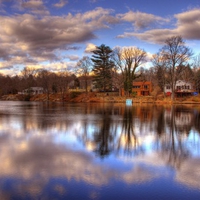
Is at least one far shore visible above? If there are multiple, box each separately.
[1,92,200,105]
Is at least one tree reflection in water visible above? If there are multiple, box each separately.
[73,104,200,168]
[159,106,194,169]
[1,102,200,199]
[76,104,117,158]
[93,106,114,157]
[117,106,143,156]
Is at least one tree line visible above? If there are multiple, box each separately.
[0,69,80,100]
[1,35,200,101]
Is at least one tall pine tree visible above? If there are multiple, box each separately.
[91,44,114,92]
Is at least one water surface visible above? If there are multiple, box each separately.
[0,101,200,200]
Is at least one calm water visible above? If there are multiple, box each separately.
[0,101,200,200]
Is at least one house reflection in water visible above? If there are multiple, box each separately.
[164,106,193,135]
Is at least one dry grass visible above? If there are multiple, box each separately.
[1,93,200,104]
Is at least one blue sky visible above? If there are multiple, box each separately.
[0,0,200,75]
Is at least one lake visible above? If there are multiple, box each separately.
[0,101,200,200]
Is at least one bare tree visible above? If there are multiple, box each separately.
[37,70,53,101]
[193,53,200,70]
[160,36,192,101]
[192,54,200,93]
[111,68,123,96]
[151,52,168,96]
[0,75,20,95]
[76,56,92,93]
[112,46,147,96]
[56,71,73,101]
[179,64,194,82]
[20,66,38,89]
[21,66,38,79]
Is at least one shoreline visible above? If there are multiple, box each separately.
[1,93,200,105]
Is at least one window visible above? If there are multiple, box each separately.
[133,86,140,89]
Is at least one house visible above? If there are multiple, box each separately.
[19,87,44,95]
[164,80,196,96]
[132,81,152,96]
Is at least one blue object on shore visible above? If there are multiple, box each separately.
[193,92,198,96]
[126,99,132,105]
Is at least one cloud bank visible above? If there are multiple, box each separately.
[118,9,200,44]
[0,0,199,75]
[0,6,118,74]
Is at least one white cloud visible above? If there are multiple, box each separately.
[65,55,80,61]
[174,9,200,40]
[21,0,45,10]
[118,10,169,31]
[119,28,177,44]
[85,43,97,53]
[14,0,50,15]
[53,0,68,8]
[117,8,200,44]
[0,7,118,74]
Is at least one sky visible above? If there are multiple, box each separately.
[0,0,200,76]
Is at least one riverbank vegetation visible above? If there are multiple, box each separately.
[2,92,200,105]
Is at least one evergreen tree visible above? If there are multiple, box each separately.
[91,44,114,91]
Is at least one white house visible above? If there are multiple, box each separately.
[164,80,195,96]
[19,87,44,95]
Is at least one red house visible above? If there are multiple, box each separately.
[132,81,152,96]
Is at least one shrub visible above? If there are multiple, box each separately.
[70,91,83,99]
